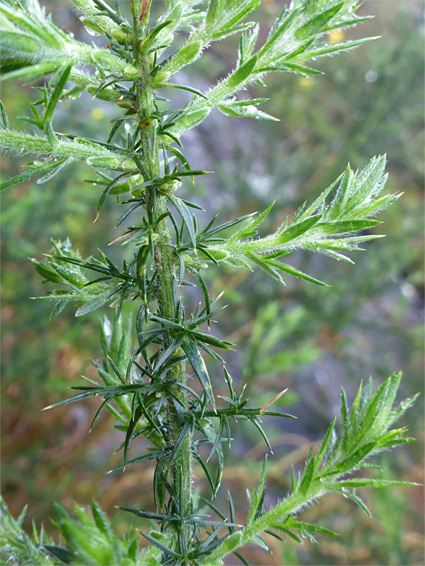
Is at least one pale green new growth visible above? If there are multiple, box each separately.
[0,0,137,80]
[0,130,133,164]
[71,0,127,38]
[167,0,376,134]
[0,497,56,566]
[200,373,418,564]
[193,156,400,286]
[0,0,417,565]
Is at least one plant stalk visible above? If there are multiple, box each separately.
[133,28,192,554]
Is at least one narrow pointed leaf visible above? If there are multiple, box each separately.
[182,339,215,410]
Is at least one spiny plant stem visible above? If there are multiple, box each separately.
[134,28,192,549]
[0,1,417,564]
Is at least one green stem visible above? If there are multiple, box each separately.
[200,490,313,563]
[133,30,192,555]
[0,130,126,162]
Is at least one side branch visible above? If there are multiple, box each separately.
[0,129,133,168]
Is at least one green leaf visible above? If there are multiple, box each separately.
[168,195,197,250]
[265,260,328,287]
[334,479,420,489]
[31,259,64,284]
[274,62,324,76]
[289,521,338,538]
[191,329,234,350]
[206,416,224,463]
[315,417,336,469]
[157,82,209,101]
[1,61,61,82]
[138,531,181,560]
[43,545,72,564]
[108,450,163,473]
[270,525,302,543]
[277,215,321,244]
[0,158,67,191]
[248,455,267,522]
[227,55,258,89]
[238,23,259,64]
[74,292,111,317]
[335,489,371,516]
[182,339,216,411]
[168,419,192,466]
[217,100,278,121]
[259,7,302,58]
[246,251,284,285]
[42,388,103,410]
[299,453,315,495]
[317,219,379,235]
[301,37,379,61]
[91,501,110,535]
[123,403,144,469]
[207,0,261,39]
[294,3,344,40]
[206,0,222,31]
[44,64,72,142]
[248,416,273,452]
[0,100,9,129]
[160,38,203,76]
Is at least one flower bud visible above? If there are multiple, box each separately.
[203,248,229,261]
[92,50,120,68]
[86,156,120,168]
[121,158,137,170]
[81,18,104,35]
[123,65,139,79]
[110,28,127,43]
[153,70,170,83]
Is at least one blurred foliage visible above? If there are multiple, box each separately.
[1,1,423,565]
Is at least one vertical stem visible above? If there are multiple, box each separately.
[132,15,192,555]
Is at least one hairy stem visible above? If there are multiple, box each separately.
[133,26,192,554]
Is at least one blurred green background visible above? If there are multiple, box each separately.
[1,1,424,565]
